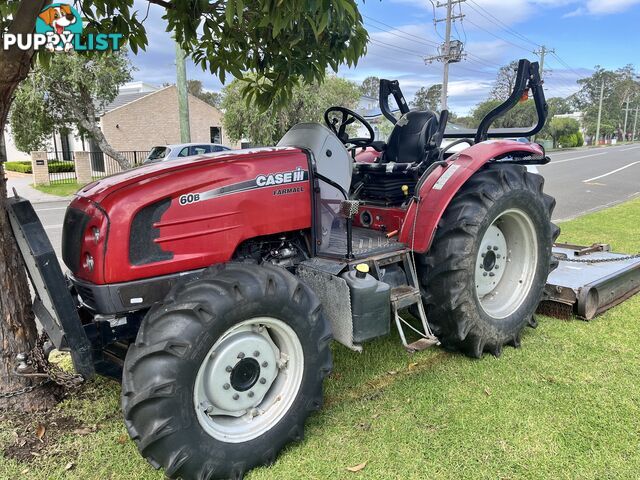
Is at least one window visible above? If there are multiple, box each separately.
[191,145,211,155]
[177,147,190,157]
[147,146,168,161]
[210,126,222,144]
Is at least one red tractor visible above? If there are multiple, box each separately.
[9,59,558,479]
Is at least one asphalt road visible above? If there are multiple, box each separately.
[29,142,640,261]
[540,143,640,221]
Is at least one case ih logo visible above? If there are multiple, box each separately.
[178,167,308,206]
[255,167,307,187]
[2,3,122,52]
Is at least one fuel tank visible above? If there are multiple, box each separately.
[63,147,312,285]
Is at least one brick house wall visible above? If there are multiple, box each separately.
[100,85,239,151]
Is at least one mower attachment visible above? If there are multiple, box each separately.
[7,196,95,378]
[539,243,640,320]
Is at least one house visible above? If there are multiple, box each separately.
[3,81,234,163]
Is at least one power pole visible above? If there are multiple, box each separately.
[424,0,466,111]
[633,105,639,142]
[533,45,555,78]
[175,39,191,143]
[622,96,631,141]
[595,80,604,146]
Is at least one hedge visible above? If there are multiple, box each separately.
[49,161,75,173]
[5,161,32,174]
[4,160,75,174]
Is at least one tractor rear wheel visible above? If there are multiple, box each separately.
[417,163,559,358]
[121,263,332,480]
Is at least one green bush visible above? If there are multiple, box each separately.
[558,133,578,148]
[4,161,32,174]
[576,131,584,147]
[4,160,75,174]
[48,161,75,173]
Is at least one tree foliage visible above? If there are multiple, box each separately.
[360,76,380,98]
[490,61,519,100]
[470,98,538,129]
[575,65,640,138]
[10,51,132,162]
[187,80,222,109]
[222,75,361,145]
[412,84,442,112]
[547,117,580,147]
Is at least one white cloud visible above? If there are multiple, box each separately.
[585,0,640,14]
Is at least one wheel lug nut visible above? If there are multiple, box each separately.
[495,265,499,269]
[262,361,268,368]
[259,377,267,384]
[248,391,255,398]
[223,383,230,390]
[487,245,492,250]
[483,272,488,277]
[225,365,232,372]
[253,351,260,357]
[238,352,245,359]
[496,254,501,259]
[489,272,495,277]
[481,253,486,258]
[233,393,240,400]
[493,246,499,251]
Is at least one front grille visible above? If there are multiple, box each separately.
[62,207,90,273]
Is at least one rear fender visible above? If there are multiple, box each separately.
[399,140,544,253]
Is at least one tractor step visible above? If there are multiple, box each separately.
[371,252,439,352]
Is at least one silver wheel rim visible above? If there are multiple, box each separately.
[474,208,538,319]
[193,317,304,443]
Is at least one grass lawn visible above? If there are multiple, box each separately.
[33,182,83,197]
[1,198,639,479]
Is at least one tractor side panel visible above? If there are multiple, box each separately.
[399,141,544,253]
[77,149,312,285]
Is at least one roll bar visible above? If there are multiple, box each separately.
[378,59,548,143]
[472,59,548,143]
[379,79,410,124]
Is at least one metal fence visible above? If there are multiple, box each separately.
[46,150,149,184]
[47,151,77,185]
[89,150,149,179]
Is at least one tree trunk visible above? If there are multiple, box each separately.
[0,0,58,411]
[62,89,131,170]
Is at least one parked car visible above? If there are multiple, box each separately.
[143,143,231,164]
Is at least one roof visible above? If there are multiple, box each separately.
[98,91,157,115]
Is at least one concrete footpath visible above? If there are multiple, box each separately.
[4,171,72,203]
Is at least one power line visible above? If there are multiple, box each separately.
[463,17,533,53]
[364,22,439,49]
[466,0,541,48]
[369,39,426,57]
[549,51,585,78]
[363,15,440,46]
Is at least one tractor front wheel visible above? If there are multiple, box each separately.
[418,163,559,358]
[121,263,332,480]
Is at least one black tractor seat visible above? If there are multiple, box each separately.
[381,110,439,165]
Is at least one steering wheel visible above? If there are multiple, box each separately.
[324,106,375,148]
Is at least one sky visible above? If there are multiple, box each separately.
[129,0,640,115]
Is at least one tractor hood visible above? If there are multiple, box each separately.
[76,147,302,204]
[65,145,313,286]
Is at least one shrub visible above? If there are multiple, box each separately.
[576,131,584,147]
[4,161,32,174]
[48,161,75,173]
[558,133,578,148]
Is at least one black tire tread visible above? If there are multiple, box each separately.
[417,163,558,358]
[122,263,332,480]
